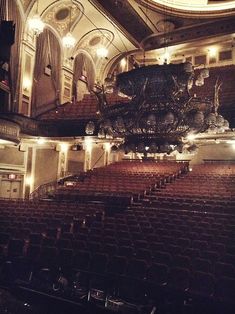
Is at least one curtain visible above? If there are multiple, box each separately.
[48,30,61,100]
[31,30,49,116]
[0,0,7,19]
[84,56,95,91]
[8,0,22,112]
[73,53,95,99]
[31,28,61,116]
[73,53,85,98]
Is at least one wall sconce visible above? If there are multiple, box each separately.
[22,77,32,92]
[208,47,217,58]
[25,176,34,186]
[60,143,69,152]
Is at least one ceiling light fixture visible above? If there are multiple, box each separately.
[62,5,76,48]
[28,0,45,36]
[96,47,108,58]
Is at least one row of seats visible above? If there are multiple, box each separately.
[56,161,188,202]
[40,92,130,120]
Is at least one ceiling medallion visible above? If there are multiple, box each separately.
[86,62,229,155]
[89,36,102,46]
[55,8,70,21]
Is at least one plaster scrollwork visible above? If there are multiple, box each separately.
[42,1,84,36]
[21,0,31,11]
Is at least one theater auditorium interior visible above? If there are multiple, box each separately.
[0,0,235,313]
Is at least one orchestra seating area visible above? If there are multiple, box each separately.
[0,162,234,314]
[148,163,235,213]
[55,161,188,205]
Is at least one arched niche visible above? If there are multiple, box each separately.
[73,51,95,101]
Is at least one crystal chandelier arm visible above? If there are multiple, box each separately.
[214,77,222,114]
[137,78,148,110]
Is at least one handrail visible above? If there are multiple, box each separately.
[29,180,58,200]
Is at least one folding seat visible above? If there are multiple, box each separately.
[58,248,73,272]
[72,219,84,233]
[146,234,159,243]
[7,239,24,259]
[167,244,182,256]
[38,246,58,269]
[200,233,214,243]
[90,253,108,275]
[125,258,148,281]
[192,240,209,252]
[29,232,42,245]
[170,230,184,239]
[103,228,116,238]
[42,237,56,247]
[56,238,72,250]
[221,253,235,266]
[214,262,235,279]
[88,234,102,243]
[153,251,172,266]
[26,244,41,264]
[75,231,88,241]
[5,227,19,238]
[118,246,135,258]
[72,239,87,251]
[72,250,91,271]
[87,241,102,253]
[146,262,168,286]
[176,237,191,250]
[188,271,215,298]
[201,250,220,263]
[34,223,47,234]
[0,232,10,247]
[131,232,144,241]
[135,248,152,264]
[226,245,235,255]
[192,257,212,273]
[150,241,166,252]
[46,227,58,238]
[215,276,235,306]
[184,248,200,259]
[210,242,226,254]
[173,255,191,270]
[167,266,190,293]
[134,239,149,249]
[116,230,130,239]
[106,255,127,276]
[161,235,175,245]
[60,232,74,240]
[141,226,154,235]
[128,225,141,233]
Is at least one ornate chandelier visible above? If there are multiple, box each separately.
[86,62,229,154]
[28,0,44,36]
[62,31,76,48]
[62,5,76,49]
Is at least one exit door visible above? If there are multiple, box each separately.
[0,180,21,198]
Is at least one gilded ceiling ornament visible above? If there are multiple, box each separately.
[43,1,83,36]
